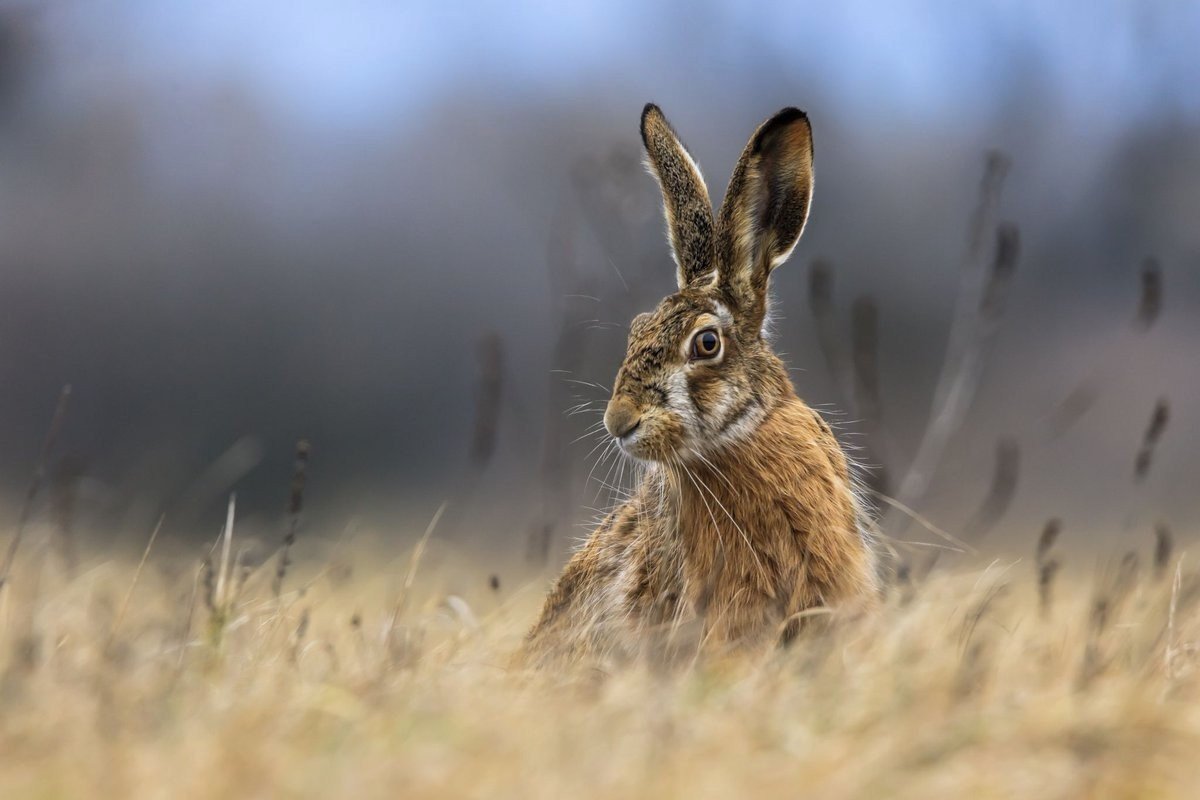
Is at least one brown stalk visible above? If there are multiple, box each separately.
[274,439,311,598]
[962,437,1020,540]
[886,154,1014,538]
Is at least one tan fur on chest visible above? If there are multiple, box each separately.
[527,400,878,660]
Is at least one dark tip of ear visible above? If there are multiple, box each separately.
[772,107,808,125]
[752,107,811,153]
[640,103,662,144]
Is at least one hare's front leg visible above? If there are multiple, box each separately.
[523,503,642,661]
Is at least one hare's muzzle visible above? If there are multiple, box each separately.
[604,396,642,440]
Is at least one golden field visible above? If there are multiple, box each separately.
[0,528,1197,800]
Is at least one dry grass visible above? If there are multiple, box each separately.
[1,533,1199,799]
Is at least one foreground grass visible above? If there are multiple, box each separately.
[0,538,1198,799]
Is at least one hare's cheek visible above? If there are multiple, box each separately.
[685,371,731,428]
[663,371,702,435]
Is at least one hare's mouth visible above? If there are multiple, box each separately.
[614,419,643,452]
[611,408,688,462]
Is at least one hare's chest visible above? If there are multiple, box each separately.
[602,523,690,629]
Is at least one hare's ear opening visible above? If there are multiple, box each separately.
[640,103,716,290]
[716,107,814,335]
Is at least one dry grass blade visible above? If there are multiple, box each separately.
[0,384,72,592]
[215,493,237,611]
[4,543,1200,797]
[1165,555,1184,678]
[386,502,448,638]
[106,514,165,651]
[176,563,204,669]
[869,490,975,554]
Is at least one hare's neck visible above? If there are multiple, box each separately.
[665,396,847,554]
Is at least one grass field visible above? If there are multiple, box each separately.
[0,522,1197,800]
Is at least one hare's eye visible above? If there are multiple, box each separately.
[690,329,721,360]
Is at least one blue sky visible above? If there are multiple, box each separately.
[45,1,1200,134]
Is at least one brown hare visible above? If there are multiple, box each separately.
[526,104,879,663]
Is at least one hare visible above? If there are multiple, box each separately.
[526,104,879,663]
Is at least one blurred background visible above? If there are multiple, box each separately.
[0,1,1197,571]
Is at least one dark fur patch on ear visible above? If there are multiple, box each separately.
[752,108,813,266]
[751,108,809,152]
[715,107,815,336]
[640,103,717,290]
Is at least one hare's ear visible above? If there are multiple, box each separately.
[641,104,716,289]
[716,108,814,335]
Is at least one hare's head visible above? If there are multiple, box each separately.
[604,104,815,462]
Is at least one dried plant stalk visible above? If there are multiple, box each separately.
[471,333,505,470]
[274,440,311,598]
[1154,523,1173,582]
[1136,257,1162,331]
[851,295,890,496]
[1050,256,1164,434]
[886,154,1013,538]
[106,515,165,651]
[1036,518,1062,567]
[808,259,849,398]
[962,437,1020,540]
[1133,398,1169,482]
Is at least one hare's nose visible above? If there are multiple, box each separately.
[604,396,642,439]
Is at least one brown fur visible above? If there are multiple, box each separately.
[526,105,878,664]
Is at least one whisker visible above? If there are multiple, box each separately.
[561,378,613,394]
[682,459,766,578]
[570,424,609,446]
[584,439,618,495]
[675,458,729,563]
[690,448,737,492]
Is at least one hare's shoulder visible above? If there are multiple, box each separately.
[525,496,651,647]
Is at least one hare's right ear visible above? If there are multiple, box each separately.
[641,104,716,289]
[716,108,814,337]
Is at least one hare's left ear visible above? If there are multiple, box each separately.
[716,108,814,335]
[641,104,717,289]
